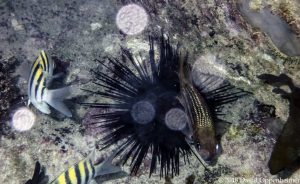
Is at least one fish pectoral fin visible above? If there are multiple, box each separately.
[51,72,64,79]
[184,137,193,144]
[37,102,51,114]
[43,87,72,117]
[185,137,196,146]
[42,71,48,77]
[44,72,64,87]
[187,140,210,171]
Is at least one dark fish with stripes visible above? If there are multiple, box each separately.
[178,55,219,163]
[27,50,72,117]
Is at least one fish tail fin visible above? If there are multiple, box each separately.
[43,86,72,117]
[25,161,49,184]
[94,150,122,177]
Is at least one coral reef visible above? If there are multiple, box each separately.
[1,0,300,183]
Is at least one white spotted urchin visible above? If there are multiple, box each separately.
[83,35,245,177]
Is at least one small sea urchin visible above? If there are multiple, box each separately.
[83,35,246,177]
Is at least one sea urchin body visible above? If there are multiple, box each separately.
[83,35,246,177]
[84,36,191,177]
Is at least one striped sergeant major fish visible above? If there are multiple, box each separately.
[28,50,72,117]
[25,150,123,184]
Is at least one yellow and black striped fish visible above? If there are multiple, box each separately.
[50,151,121,184]
[51,158,95,184]
[25,151,122,184]
[27,50,72,117]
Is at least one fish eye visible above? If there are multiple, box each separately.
[216,143,222,155]
[195,143,201,150]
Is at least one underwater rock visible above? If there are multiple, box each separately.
[250,0,300,38]
[259,74,300,175]
[275,3,300,39]
[0,57,21,124]
[1,0,300,183]
[238,0,300,56]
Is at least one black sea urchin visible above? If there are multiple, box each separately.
[84,37,192,177]
[83,36,246,177]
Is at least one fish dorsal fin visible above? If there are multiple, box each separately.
[38,50,54,79]
[178,52,191,85]
[178,53,196,137]
[44,50,55,76]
